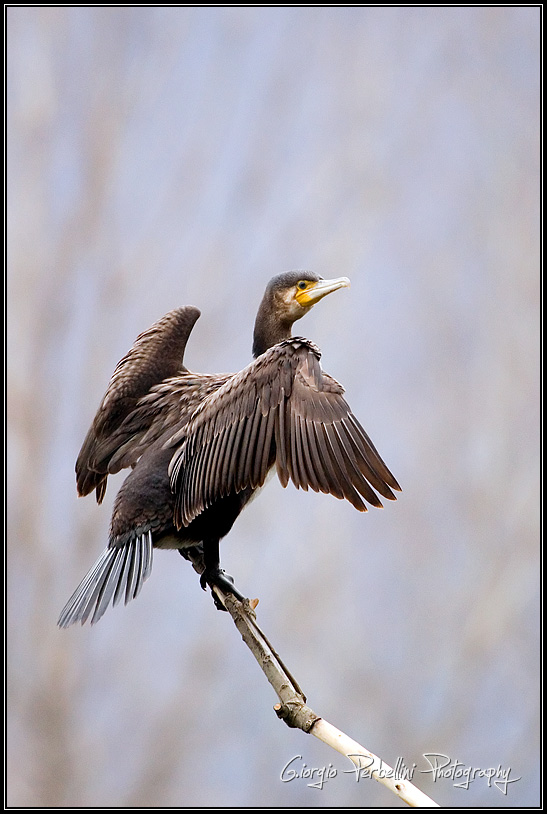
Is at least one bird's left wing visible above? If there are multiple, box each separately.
[168,338,401,528]
[76,306,201,503]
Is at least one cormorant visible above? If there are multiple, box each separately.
[58,271,400,627]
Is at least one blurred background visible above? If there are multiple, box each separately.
[7,6,540,808]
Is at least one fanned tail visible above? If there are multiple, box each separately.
[58,532,153,627]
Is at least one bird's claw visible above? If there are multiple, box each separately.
[200,568,246,611]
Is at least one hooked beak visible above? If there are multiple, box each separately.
[295,276,351,306]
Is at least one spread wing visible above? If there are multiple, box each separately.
[169,338,401,528]
[76,306,201,502]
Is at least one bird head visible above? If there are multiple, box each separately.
[252,271,350,357]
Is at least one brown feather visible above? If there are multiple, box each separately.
[75,306,201,502]
[168,339,400,528]
[61,271,400,627]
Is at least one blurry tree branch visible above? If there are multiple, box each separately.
[185,548,439,808]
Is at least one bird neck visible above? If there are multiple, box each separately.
[252,301,294,358]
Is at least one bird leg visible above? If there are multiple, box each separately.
[200,538,246,610]
[178,543,205,563]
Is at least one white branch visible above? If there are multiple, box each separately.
[311,718,439,807]
[185,550,439,807]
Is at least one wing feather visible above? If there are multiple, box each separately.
[313,423,346,501]
[289,406,303,489]
[304,416,330,495]
[299,415,318,491]
[230,417,248,492]
[169,338,400,528]
[76,307,201,502]
[330,422,384,507]
[274,397,290,488]
[242,401,262,485]
[324,422,368,511]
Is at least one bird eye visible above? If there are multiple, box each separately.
[297,281,308,290]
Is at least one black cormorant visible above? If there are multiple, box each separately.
[58,271,400,627]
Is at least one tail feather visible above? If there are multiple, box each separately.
[58,532,153,628]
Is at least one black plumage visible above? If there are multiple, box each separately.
[59,271,400,627]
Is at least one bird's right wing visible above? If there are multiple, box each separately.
[76,306,201,503]
[169,338,401,528]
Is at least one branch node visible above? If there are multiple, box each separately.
[181,548,439,806]
[274,700,321,731]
